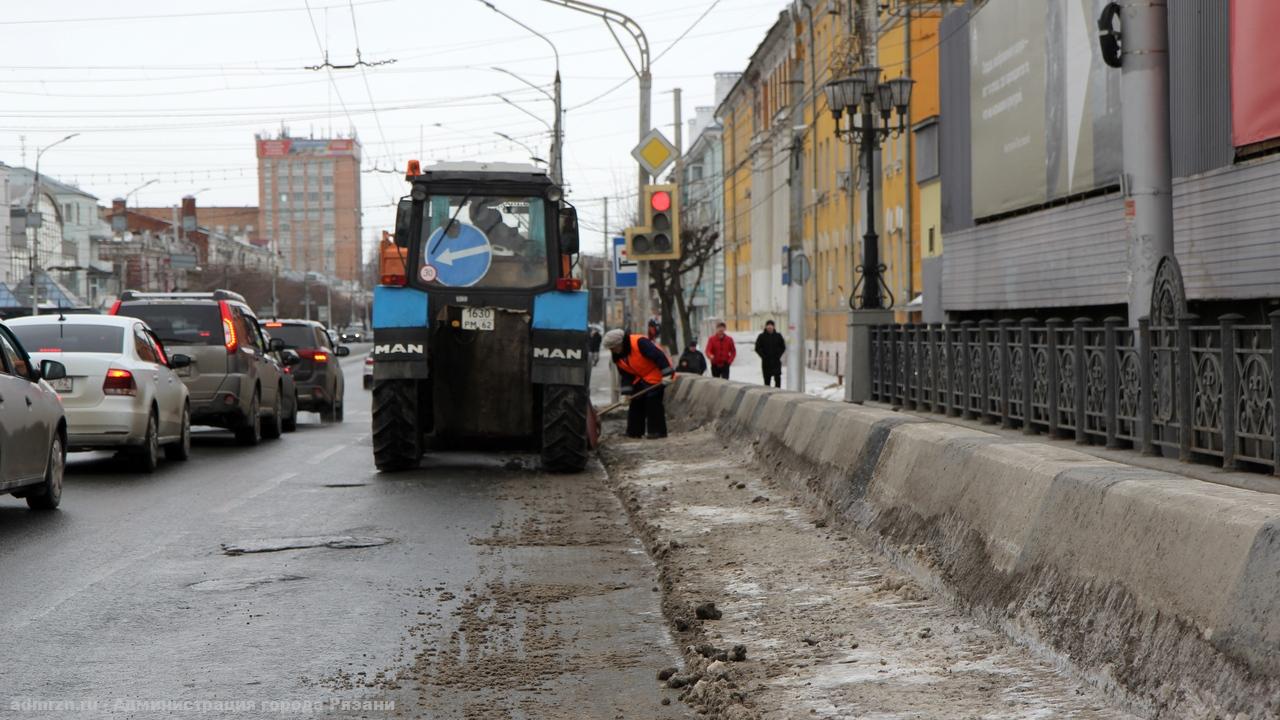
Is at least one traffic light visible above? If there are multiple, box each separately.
[625,225,655,261]
[631,183,680,261]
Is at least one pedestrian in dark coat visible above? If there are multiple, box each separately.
[705,322,736,379]
[755,320,786,388]
[588,328,603,366]
[603,328,673,439]
[677,340,708,375]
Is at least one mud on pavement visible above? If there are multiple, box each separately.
[600,428,1142,719]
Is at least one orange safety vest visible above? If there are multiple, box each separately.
[615,334,665,386]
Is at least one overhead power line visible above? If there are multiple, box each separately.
[0,0,395,26]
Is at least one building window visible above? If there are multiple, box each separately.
[928,227,936,254]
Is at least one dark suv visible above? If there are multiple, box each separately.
[112,290,289,444]
[260,319,348,422]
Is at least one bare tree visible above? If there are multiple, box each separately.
[649,223,720,351]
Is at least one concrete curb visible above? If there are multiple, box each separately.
[672,375,1280,718]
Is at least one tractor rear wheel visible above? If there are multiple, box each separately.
[541,384,589,473]
[372,379,422,472]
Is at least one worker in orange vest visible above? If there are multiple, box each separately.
[603,328,674,439]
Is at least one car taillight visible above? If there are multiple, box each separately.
[555,277,582,291]
[108,300,121,315]
[218,300,239,354]
[365,357,375,366]
[103,368,137,396]
[380,273,407,286]
[312,351,329,363]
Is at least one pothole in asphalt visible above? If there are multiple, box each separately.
[323,483,367,488]
[187,574,307,592]
[221,535,392,556]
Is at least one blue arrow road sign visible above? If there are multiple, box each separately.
[613,236,637,288]
[424,223,493,287]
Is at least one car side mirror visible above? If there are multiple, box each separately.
[169,353,192,369]
[281,349,302,367]
[336,345,351,357]
[38,359,67,381]
[268,337,286,352]
[559,205,580,255]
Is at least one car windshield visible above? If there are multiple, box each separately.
[9,323,125,353]
[118,303,222,346]
[418,194,550,289]
[261,324,315,348]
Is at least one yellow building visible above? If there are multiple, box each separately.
[719,2,944,366]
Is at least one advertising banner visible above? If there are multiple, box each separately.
[969,0,1121,218]
[1231,0,1280,147]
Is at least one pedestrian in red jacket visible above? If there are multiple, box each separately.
[705,322,736,379]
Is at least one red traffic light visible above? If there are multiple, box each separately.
[649,190,671,213]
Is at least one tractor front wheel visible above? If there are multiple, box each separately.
[372,379,423,472]
[541,384,589,473]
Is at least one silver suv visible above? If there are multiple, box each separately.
[112,290,288,445]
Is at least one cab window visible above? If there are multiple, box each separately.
[418,194,550,290]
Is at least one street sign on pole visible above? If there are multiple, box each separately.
[631,128,678,178]
[613,236,637,288]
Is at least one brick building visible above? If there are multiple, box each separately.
[255,134,362,282]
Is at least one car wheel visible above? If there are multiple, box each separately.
[165,404,191,462]
[235,391,262,446]
[282,391,298,433]
[136,411,161,473]
[263,388,283,440]
[334,399,344,423]
[27,433,64,511]
[363,376,372,390]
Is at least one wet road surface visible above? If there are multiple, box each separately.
[0,351,686,719]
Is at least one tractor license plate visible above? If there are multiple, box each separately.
[50,377,72,393]
[461,307,495,331]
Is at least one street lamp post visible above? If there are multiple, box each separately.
[27,133,80,315]
[538,0,651,323]
[475,2,563,185]
[824,68,913,401]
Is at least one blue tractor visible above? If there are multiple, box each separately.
[370,161,591,473]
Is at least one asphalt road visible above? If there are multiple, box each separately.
[0,350,686,719]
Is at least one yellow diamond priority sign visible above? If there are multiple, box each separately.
[631,129,678,178]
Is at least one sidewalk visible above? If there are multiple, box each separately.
[705,331,844,401]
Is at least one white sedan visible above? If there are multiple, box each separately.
[7,314,192,472]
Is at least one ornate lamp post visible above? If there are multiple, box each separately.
[824,67,912,402]
[824,68,913,310]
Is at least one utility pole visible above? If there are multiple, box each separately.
[672,87,684,342]
[326,277,333,328]
[1117,0,1175,323]
[304,272,312,322]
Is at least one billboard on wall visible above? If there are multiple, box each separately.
[1231,0,1280,147]
[256,138,359,159]
[969,0,1121,218]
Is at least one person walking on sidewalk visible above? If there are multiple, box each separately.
[677,339,708,375]
[755,320,786,388]
[705,322,736,379]
[603,328,674,439]
[588,328,603,366]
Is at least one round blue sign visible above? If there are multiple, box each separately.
[423,223,493,287]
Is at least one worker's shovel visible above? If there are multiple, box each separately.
[586,381,668,449]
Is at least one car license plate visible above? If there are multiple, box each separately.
[461,307,495,331]
[50,377,72,393]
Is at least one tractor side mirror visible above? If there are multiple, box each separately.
[559,205,580,255]
[394,196,414,248]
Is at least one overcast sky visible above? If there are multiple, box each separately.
[1,0,786,259]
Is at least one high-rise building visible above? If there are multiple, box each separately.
[255,134,362,282]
